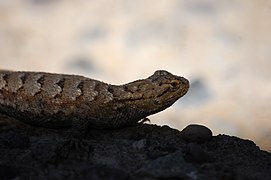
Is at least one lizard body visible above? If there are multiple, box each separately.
[0,70,189,130]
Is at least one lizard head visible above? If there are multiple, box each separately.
[146,70,189,112]
[122,70,189,118]
[108,70,189,125]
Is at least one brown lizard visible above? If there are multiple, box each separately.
[0,70,189,132]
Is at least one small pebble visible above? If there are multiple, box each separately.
[181,124,212,143]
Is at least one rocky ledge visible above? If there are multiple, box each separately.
[0,115,270,180]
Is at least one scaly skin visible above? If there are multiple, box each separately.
[0,70,189,130]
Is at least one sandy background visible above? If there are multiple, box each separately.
[0,0,270,151]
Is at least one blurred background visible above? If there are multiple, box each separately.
[0,0,270,151]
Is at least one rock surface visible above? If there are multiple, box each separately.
[0,115,270,180]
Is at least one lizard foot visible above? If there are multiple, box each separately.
[138,118,151,124]
[56,138,92,161]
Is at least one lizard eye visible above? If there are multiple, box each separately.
[170,80,179,88]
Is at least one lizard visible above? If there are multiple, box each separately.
[0,70,189,132]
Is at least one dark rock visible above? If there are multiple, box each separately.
[81,165,128,180]
[0,164,19,180]
[184,143,213,164]
[0,117,270,180]
[181,124,212,143]
[132,139,147,150]
[136,150,197,179]
[1,131,29,149]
